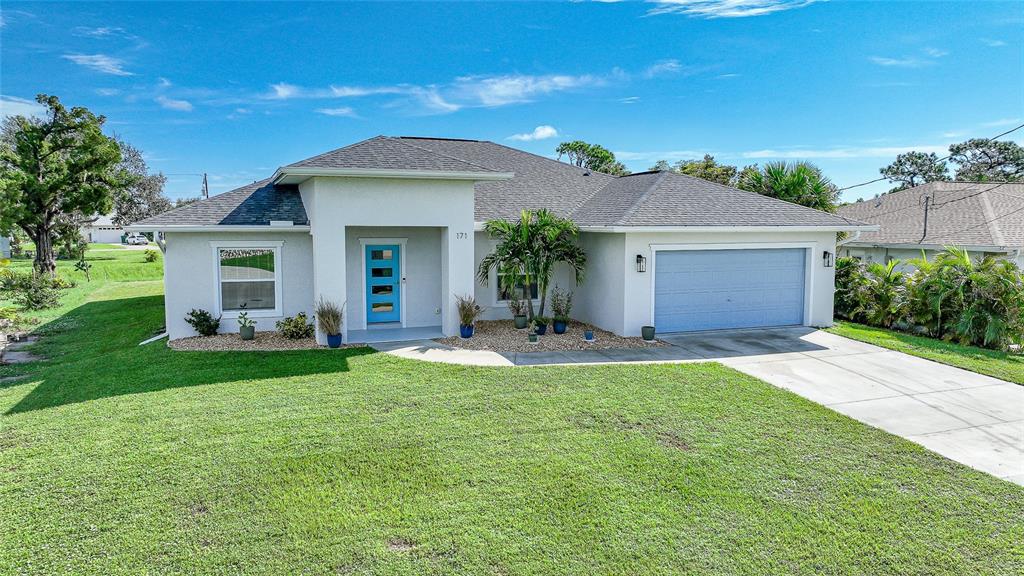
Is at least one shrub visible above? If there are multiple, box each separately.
[185,308,220,336]
[276,313,314,339]
[314,297,344,336]
[455,294,482,327]
[549,286,573,322]
[0,306,39,334]
[144,249,158,263]
[1,272,64,310]
[507,293,527,317]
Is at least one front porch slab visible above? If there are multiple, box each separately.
[348,325,444,344]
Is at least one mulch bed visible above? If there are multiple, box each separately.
[436,319,667,353]
[169,332,358,352]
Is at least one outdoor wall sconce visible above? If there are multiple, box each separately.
[636,254,647,273]
[823,250,834,268]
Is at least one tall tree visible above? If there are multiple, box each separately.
[0,94,130,276]
[880,151,951,192]
[113,139,171,226]
[737,161,839,212]
[947,138,1024,182]
[556,140,629,176]
[649,154,743,186]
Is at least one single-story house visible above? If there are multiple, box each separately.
[129,136,873,343]
[838,181,1024,270]
[82,214,125,244]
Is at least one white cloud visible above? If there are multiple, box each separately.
[62,53,133,75]
[75,26,126,38]
[741,145,948,159]
[923,47,949,58]
[647,0,820,19]
[869,56,932,68]
[0,95,47,118]
[315,106,358,117]
[982,38,1007,47]
[716,73,740,79]
[451,73,603,107]
[95,88,121,96]
[982,117,1022,128]
[329,85,404,97]
[267,82,301,99]
[619,96,641,104]
[643,59,683,78]
[407,86,462,113]
[157,77,172,88]
[155,95,193,112]
[508,125,559,141]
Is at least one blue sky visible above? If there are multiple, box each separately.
[1,1,1021,202]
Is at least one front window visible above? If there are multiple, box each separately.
[218,247,277,311]
[496,272,539,302]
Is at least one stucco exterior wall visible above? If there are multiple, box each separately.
[300,176,476,341]
[572,232,626,334]
[472,231,577,321]
[82,226,124,244]
[345,226,444,329]
[162,231,314,340]
[840,245,1023,272]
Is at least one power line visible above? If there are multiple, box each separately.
[926,201,1024,244]
[838,122,1024,192]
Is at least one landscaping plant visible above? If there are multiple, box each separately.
[236,312,256,341]
[314,297,344,347]
[507,293,528,329]
[834,248,1024,349]
[144,249,158,263]
[185,308,220,337]
[276,313,314,339]
[550,286,573,334]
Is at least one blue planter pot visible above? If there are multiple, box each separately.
[326,333,343,348]
[534,323,548,336]
[460,324,475,338]
[553,320,567,335]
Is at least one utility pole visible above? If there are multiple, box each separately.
[202,173,209,199]
[920,195,931,242]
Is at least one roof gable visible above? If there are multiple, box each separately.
[133,179,308,227]
[285,136,499,174]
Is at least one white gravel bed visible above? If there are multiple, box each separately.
[169,332,355,351]
[436,320,666,353]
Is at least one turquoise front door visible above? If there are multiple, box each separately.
[365,244,401,324]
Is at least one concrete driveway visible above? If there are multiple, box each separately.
[661,327,1024,485]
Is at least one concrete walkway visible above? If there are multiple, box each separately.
[373,327,1024,485]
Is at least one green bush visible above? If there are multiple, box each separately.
[144,249,158,263]
[835,248,1024,349]
[0,271,67,310]
[276,313,314,339]
[185,309,220,337]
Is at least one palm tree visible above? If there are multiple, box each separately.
[477,209,586,319]
[737,161,839,212]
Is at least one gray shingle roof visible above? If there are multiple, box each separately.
[134,136,871,229]
[837,181,1024,248]
[571,170,866,227]
[286,135,500,174]
[133,179,308,227]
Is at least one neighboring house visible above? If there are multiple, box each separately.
[129,136,873,342]
[81,214,125,244]
[838,181,1024,270]
[0,236,9,259]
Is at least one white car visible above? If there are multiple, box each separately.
[125,233,149,246]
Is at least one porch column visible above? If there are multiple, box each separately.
[312,224,347,344]
[442,226,475,336]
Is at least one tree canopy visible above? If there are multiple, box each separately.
[737,161,839,212]
[555,141,629,176]
[648,154,759,187]
[0,94,130,275]
[113,139,171,226]
[879,138,1024,191]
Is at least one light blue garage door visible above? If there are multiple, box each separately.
[654,248,806,333]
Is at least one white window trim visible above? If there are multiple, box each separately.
[358,237,408,330]
[210,240,285,319]
[493,270,539,305]
[648,242,816,329]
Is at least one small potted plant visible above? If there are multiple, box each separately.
[315,296,344,348]
[237,312,256,341]
[508,295,529,329]
[641,325,656,342]
[532,315,550,336]
[550,286,572,335]
[456,294,483,338]
[583,329,595,342]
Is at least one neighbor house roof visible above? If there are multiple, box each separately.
[133,136,872,230]
[133,179,308,227]
[838,181,1024,248]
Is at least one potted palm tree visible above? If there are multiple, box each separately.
[550,286,572,334]
[237,312,256,341]
[508,294,529,329]
[315,296,344,348]
[456,294,483,338]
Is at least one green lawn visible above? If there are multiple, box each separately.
[87,242,127,250]
[0,262,1022,574]
[829,321,1024,386]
